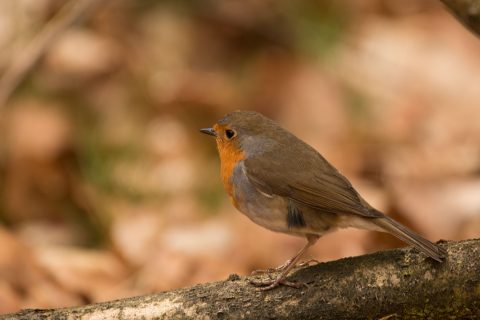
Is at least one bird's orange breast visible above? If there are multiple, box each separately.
[217,141,245,199]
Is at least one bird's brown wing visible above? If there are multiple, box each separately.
[244,149,383,218]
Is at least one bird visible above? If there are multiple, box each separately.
[200,110,446,290]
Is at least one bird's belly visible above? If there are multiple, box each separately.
[229,161,338,236]
[229,164,288,233]
[233,190,290,233]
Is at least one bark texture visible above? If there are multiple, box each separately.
[1,239,479,319]
[441,0,480,36]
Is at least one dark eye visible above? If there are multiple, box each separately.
[225,129,236,140]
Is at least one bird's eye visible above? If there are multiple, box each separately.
[225,129,236,140]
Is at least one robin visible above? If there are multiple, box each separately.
[200,111,446,290]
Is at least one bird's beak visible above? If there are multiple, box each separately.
[200,127,217,137]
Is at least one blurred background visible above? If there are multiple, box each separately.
[0,0,480,313]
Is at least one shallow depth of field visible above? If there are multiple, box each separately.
[0,0,479,313]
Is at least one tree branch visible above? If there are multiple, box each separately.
[1,238,479,319]
[0,0,104,110]
[441,0,480,36]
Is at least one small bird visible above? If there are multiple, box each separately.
[201,111,446,290]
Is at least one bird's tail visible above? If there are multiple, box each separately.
[372,215,447,262]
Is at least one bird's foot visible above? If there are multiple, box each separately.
[250,258,318,276]
[250,259,292,275]
[297,259,320,268]
[248,276,307,291]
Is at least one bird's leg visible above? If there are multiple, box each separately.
[249,235,318,291]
